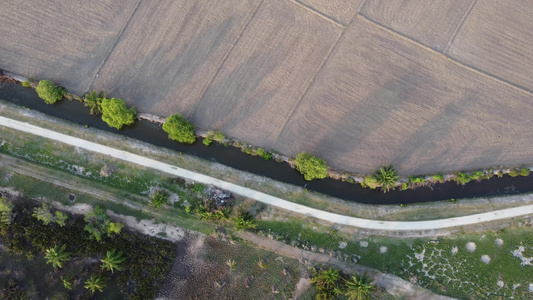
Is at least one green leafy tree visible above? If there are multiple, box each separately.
[84,91,104,115]
[84,274,107,294]
[84,205,123,241]
[45,244,71,269]
[100,249,127,273]
[149,190,169,209]
[374,165,399,192]
[35,80,64,104]
[233,211,257,232]
[343,273,375,300]
[162,114,196,143]
[311,267,341,299]
[294,152,328,181]
[108,222,124,235]
[101,97,136,129]
[32,203,55,225]
[55,211,68,227]
[0,196,13,225]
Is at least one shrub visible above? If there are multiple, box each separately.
[520,168,530,176]
[361,175,379,189]
[212,131,225,142]
[433,174,444,182]
[0,196,13,225]
[149,190,169,209]
[508,169,520,177]
[294,152,328,181]
[233,211,257,232]
[36,80,64,104]
[101,97,136,129]
[343,272,375,300]
[241,146,253,155]
[256,148,273,160]
[203,138,212,146]
[21,80,31,87]
[409,176,425,184]
[374,165,399,192]
[162,114,196,144]
[84,205,123,241]
[454,172,471,185]
[311,267,341,299]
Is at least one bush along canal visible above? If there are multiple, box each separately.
[0,81,531,205]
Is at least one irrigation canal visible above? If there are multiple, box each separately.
[0,82,531,205]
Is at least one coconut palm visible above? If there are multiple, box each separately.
[83,91,104,115]
[84,274,107,294]
[100,249,127,273]
[44,244,71,269]
[374,165,399,192]
[311,267,341,299]
[61,272,74,290]
[343,272,375,300]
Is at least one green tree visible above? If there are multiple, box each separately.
[374,165,399,192]
[162,114,196,144]
[55,211,68,227]
[32,203,55,225]
[84,91,104,115]
[84,205,123,241]
[108,222,124,235]
[100,249,127,273]
[311,267,341,299]
[343,273,375,300]
[101,97,136,129]
[44,244,71,269]
[294,152,328,181]
[0,196,13,225]
[35,80,64,104]
[149,190,169,209]
[84,274,107,294]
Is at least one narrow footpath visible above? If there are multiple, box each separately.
[1,116,532,231]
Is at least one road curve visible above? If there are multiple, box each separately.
[1,116,532,231]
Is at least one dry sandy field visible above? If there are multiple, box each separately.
[1,0,533,175]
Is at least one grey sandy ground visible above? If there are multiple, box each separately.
[0,115,532,231]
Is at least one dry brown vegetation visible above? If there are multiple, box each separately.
[2,1,533,176]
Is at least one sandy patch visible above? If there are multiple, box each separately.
[107,211,187,242]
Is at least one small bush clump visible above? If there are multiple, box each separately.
[162,114,196,144]
[294,152,328,181]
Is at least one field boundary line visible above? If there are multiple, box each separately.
[273,17,348,144]
[2,115,533,232]
[443,0,478,53]
[189,0,265,119]
[289,0,345,27]
[84,0,143,93]
[358,14,533,98]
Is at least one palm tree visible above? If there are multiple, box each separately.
[343,272,375,300]
[84,274,107,294]
[311,267,341,298]
[61,272,74,290]
[83,91,104,115]
[100,249,127,273]
[374,165,399,192]
[44,244,71,269]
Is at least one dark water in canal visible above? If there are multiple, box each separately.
[0,82,531,205]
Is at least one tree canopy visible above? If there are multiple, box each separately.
[35,80,64,104]
[162,114,196,144]
[101,97,136,129]
[294,152,328,181]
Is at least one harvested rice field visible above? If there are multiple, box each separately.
[1,0,533,176]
